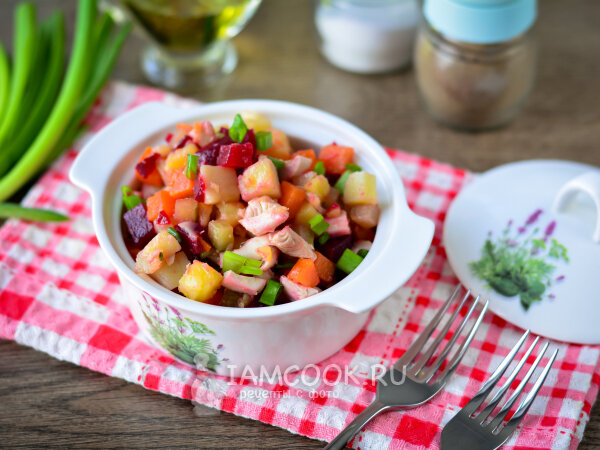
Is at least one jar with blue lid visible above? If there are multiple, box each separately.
[414,0,537,130]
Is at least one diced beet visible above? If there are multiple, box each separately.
[216,142,254,168]
[165,132,173,143]
[156,210,170,225]
[325,173,339,186]
[318,234,353,262]
[175,135,192,149]
[176,221,206,259]
[193,175,206,202]
[242,128,256,149]
[123,204,155,246]
[135,153,159,179]
[196,146,219,166]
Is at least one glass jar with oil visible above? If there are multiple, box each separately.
[110,0,262,90]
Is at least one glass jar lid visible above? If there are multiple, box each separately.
[423,0,536,44]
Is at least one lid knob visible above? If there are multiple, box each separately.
[553,171,600,243]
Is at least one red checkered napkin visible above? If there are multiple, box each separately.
[0,81,598,450]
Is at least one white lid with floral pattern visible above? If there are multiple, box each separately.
[444,160,600,344]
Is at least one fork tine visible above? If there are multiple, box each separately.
[433,299,488,384]
[508,348,558,425]
[475,336,540,424]
[411,290,472,374]
[488,341,550,431]
[421,296,482,382]
[459,330,530,417]
[393,285,463,370]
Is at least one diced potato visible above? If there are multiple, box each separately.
[343,171,378,205]
[350,204,380,229]
[200,165,241,204]
[295,202,319,226]
[198,203,213,227]
[164,144,198,171]
[238,158,281,201]
[151,252,190,290]
[263,128,292,160]
[304,174,330,201]
[208,219,234,251]
[135,231,182,274]
[216,202,245,226]
[241,111,272,132]
[154,144,171,158]
[178,260,223,302]
[173,198,198,223]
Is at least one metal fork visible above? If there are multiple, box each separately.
[324,286,489,450]
[441,330,558,450]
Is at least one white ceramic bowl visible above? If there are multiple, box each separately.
[69,100,434,376]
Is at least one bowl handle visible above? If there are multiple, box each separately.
[553,171,600,243]
[69,102,194,194]
[328,210,435,314]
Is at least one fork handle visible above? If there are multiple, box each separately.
[324,400,389,450]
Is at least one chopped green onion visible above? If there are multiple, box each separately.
[244,258,262,269]
[239,266,263,276]
[337,249,364,274]
[167,227,182,244]
[222,251,247,273]
[357,249,369,258]
[222,251,263,274]
[159,252,164,261]
[228,113,247,143]
[185,153,199,180]
[314,161,325,175]
[268,156,285,170]
[308,213,329,236]
[346,163,362,172]
[274,262,294,270]
[0,203,69,222]
[317,232,330,246]
[259,279,283,306]
[334,170,352,193]
[122,186,143,210]
[255,131,273,151]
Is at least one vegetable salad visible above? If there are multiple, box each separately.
[121,112,379,307]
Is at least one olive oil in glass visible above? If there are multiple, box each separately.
[116,0,262,90]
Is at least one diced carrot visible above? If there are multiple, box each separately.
[135,147,163,187]
[314,251,335,283]
[279,181,306,218]
[318,144,354,175]
[146,190,176,222]
[164,168,195,200]
[294,149,317,170]
[352,223,375,241]
[177,122,193,133]
[288,258,320,288]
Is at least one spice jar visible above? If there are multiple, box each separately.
[414,0,537,130]
[315,0,419,74]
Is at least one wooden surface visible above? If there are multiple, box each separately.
[1,0,600,448]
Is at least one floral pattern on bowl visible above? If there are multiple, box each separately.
[469,209,569,311]
[139,295,223,371]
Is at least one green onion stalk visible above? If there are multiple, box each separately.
[0,0,131,222]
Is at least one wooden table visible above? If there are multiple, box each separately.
[1,0,599,447]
